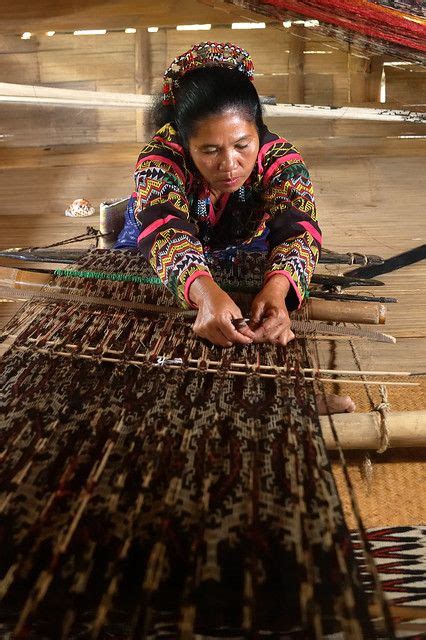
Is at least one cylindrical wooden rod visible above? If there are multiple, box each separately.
[303,298,386,325]
[320,410,426,449]
[1,268,51,289]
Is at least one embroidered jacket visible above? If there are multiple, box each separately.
[134,123,322,310]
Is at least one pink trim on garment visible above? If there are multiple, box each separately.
[263,153,303,183]
[264,270,303,309]
[135,154,186,184]
[137,214,179,242]
[298,221,322,245]
[154,135,184,154]
[184,270,213,307]
[257,138,288,174]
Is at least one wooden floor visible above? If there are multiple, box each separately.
[0,116,425,527]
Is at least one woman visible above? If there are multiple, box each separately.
[116,42,354,413]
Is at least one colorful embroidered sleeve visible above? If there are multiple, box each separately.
[134,124,212,307]
[260,138,322,311]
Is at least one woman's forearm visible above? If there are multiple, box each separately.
[188,274,222,307]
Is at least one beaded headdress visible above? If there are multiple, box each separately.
[162,41,254,106]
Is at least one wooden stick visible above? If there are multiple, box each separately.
[320,410,426,449]
[303,298,386,325]
[0,82,423,122]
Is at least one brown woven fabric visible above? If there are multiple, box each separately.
[0,249,392,639]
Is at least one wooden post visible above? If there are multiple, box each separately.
[367,55,385,103]
[348,45,370,104]
[135,29,152,143]
[288,26,304,103]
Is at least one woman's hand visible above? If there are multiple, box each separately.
[250,275,295,346]
[189,277,255,347]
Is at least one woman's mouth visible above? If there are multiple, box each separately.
[219,176,239,187]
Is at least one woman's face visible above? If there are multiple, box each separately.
[188,110,260,196]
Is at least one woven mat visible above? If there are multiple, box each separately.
[320,376,426,413]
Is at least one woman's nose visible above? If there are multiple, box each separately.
[218,151,237,172]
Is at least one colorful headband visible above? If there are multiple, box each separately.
[162,41,254,106]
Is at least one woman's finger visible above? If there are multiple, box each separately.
[264,319,292,342]
[250,310,288,342]
[260,311,290,335]
[250,300,265,326]
[220,319,253,345]
[275,329,295,346]
[231,319,256,340]
[208,327,233,347]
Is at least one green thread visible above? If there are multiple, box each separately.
[54,268,162,286]
[54,267,263,294]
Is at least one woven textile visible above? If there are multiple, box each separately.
[0,250,387,638]
[352,526,426,607]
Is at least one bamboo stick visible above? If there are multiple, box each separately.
[304,298,386,325]
[320,410,426,449]
[0,82,424,123]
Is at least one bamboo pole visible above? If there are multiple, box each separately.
[0,268,51,289]
[303,298,386,325]
[0,82,424,123]
[320,410,426,449]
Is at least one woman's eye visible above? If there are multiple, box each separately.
[236,144,249,150]
[203,149,217,155]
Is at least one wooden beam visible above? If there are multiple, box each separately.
[348,47,370,104]
[1,83,424,122]
[135,29,152,143]
[367,55,385,103]
[320,410,426,449]
[288,26,304,104]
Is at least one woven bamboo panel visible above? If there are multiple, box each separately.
[333,455,426,528]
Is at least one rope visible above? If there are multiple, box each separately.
[351,340,391,453]
[349,338,376,492]
[374,385,391,454]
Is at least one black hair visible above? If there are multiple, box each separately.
[152,66,265,149]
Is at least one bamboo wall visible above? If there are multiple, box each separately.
[0,26,424,147]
